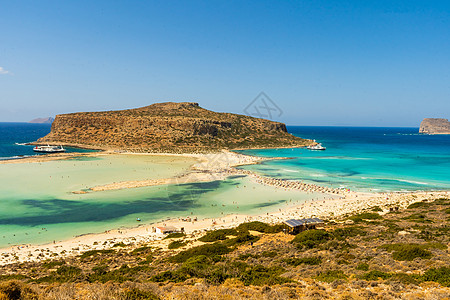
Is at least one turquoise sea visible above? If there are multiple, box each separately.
[238,126,450,192]
[0,123,449,248]
[0,123,325,248]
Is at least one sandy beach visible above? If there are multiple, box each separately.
[1,150,449,266]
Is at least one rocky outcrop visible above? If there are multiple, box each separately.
[37,102,312,152]
[419,118,450,135]
[29,117,54,124]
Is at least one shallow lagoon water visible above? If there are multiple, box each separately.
[238,127,450,192]
[0,155,323,248]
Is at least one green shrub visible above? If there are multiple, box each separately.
[284,256,322,266]
[52,265,84,282]
[42,260,65,269]
[361,270,392,281]
[198,229,237,242]
[379,243,432,261]
[122,288,160,300]
[321,240,356,251]
[222,233,260,247]
[0,275,28,282]
[356,263,369,271]
[403,213,432,223]
[89,265,153,283]
[422,267,450,287]
[168,240,187,249]
[131,246,152,255]
[151,255,229,284]
[333,226,366,240]
[349,212,382,223]
[371,206,383,212]
[388,273,419,285]
[164,232,186,239]
[407,202,430,209]
[291,229,331,249]
[433,198,449,205]
[169,242,231,263]
[239,265,290,286]
[236,221,284,234]
[150,270,187,283]
[261,251,277,258]
[237,253,259,260]
[316,270,347,283]
[79,249,114,259]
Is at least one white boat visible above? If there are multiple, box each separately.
[33,145,66,153]
[307,143,326,150]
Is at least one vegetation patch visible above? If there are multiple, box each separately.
[239,265,291,286]
[348,212,382,223]
[198,228,238,242]
[403,213,432,223]
[222,233,260,247]
[407,201,431,209]
[356,263,369,271]
[236,221,284,234]
[89,265,153,283]
[422,267,450,287]
[121,288,160,300]
[169,242,231,263]
[332,226,366,240]
[283,256,322,266]
[315,270,347,283]
[168,240,188,249]
[361,270,392,281]
[164,232,186,239]
[291,229,331,249]
[131,245,152,255]
[79,249,115,259]
[379,243,432,261]
[261,251,278,258]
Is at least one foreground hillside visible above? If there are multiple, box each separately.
[37,102,311,152]
[1,197,449,299]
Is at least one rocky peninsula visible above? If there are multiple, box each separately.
[419,118,450,134]
[37,102,312,152]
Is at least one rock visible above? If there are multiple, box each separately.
[398,230,410,235]
[419,118,450,134]
[36,102,312,152]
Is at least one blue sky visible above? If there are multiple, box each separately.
[1,1,449,126]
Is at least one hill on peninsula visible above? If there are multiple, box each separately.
[37,102,311,152]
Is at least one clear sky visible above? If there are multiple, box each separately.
[1,1,449,126]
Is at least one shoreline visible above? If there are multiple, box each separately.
[1,149,449,266]
[1,188,448,266]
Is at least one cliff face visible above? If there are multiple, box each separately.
[37,102,311,152]
[419,118,450,135]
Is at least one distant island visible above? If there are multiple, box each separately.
[29,117,54,124]
[419,118,450,135]
[36,102,312,152]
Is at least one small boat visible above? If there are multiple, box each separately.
[33,145,66,153]
[307,143,326,151]
[136,218,141,222]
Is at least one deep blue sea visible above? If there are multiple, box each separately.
[0,122,94,159]
[238,126,450,192]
